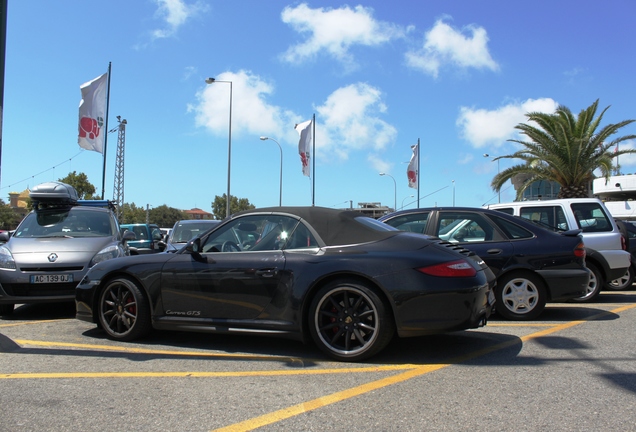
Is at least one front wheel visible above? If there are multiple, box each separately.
[98,277,151,341]
[495,272,547,320]
[605,265,634,291]
[309,280,394,362]
[571,262,602,302]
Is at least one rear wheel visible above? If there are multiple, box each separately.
[572,262,602,302]
[495,272,547,320]
[98,277,151,341]
[605,265,634,291]
[309,280,394,362]
[0,303,14,317]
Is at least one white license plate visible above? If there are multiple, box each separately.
[30,274,73,284]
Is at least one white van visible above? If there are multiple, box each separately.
[486,198,630,301]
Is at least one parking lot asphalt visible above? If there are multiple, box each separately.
[1,291,636,432]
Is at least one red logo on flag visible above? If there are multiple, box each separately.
[79,116,103,140]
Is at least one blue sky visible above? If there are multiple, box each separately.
[2,0,636,214]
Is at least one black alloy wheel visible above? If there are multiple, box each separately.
[495,271,547,320]
[309,280,394,362]
[98,277,151,341]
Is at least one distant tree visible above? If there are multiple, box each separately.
[119,203,146,224]
[58,171,97,199]
[492,100,636,199]
[149,205,188,227]
[0,200,22,230]
[211,194,255,220]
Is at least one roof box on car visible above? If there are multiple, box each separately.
[29,181,79,209]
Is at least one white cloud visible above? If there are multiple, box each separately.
[316,83,397,160]
[406,19,499,78]
[191,70,297,141]
[456,98,559,149]
[191,75,397,170]
[280,3,405,69]
[618,140,636,167]
[151,0,208,39]
[367,154,392,174]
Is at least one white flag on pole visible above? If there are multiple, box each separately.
[78,73,108,154]
[295,119,312,177]
[407,144,418,189]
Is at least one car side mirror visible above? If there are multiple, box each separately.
[186,237,201,253]
[0,232,9,242]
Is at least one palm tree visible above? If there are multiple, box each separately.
[491,100,636,199]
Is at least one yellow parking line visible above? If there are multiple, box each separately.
[212,302,636,432]
[13,339,304,362]
[0,364,419,380]
[0,319,69,328]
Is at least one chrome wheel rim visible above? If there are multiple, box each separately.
[501,278,538,314]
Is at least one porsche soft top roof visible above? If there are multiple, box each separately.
[234,206,398,247]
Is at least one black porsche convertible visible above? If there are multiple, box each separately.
[76,206,495,361]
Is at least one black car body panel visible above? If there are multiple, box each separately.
[76,207,495,361]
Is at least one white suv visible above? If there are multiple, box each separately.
[486,198,630,301]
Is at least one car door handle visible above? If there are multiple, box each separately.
[255,268,277,278]
[486,249,503,255]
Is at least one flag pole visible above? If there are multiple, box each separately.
[417,138,420,208]
[312,113,315,206]
[101,62,112,199]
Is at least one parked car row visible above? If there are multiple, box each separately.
[1,181,632,362]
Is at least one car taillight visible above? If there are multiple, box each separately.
[417,259,477,277]
[621,235,627,251]
[574,242,586,258]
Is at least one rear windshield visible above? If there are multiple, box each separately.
[14,208,117,238]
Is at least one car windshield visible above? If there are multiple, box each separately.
[13,208,116,238]
[171,221,219,243]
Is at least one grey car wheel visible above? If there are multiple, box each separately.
[309,280,394,362]
[572,263,602,302]
[495,272,547,320]
[98,277,151,341]
[605,265,634,291]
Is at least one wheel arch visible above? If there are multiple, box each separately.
[90,270,155,323]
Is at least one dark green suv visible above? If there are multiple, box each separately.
[120,224,163,254]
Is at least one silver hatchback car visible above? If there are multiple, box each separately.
[0,181,134,316]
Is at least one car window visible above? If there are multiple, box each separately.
[436,212,498,243]
[571,202,613,233]
[14,208,115,238]
[493,207,514,215]
[201,214,299,252]
[489,214,534,239]
[281,222,319,249]
[519,206,569,232]
[382,212,430,233]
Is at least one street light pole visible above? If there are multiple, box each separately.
[260,136,283,206]
[401,195,414,210]
[484,153,501,203]
[206,78,233,218]
[379,172,397,211]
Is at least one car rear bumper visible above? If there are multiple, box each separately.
[538,268,590,301]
